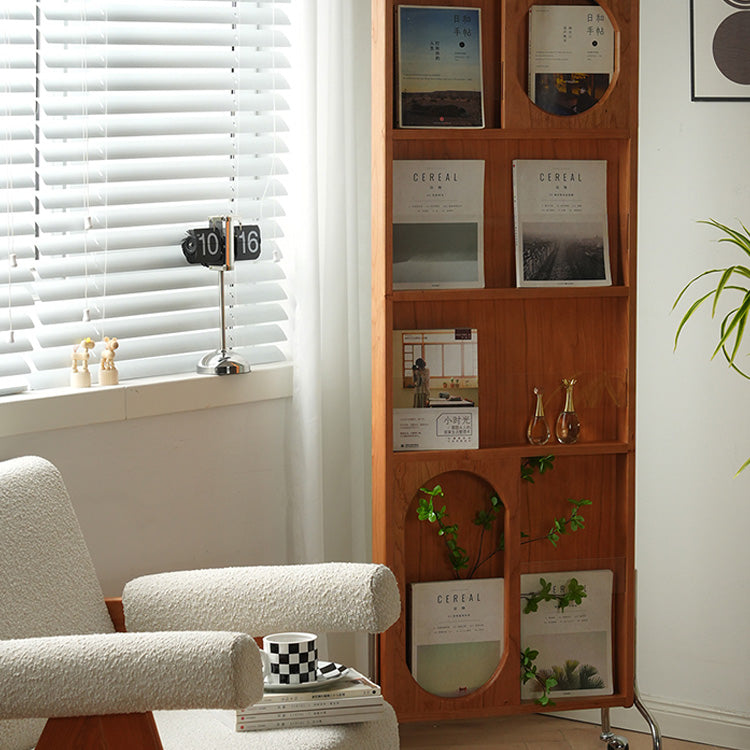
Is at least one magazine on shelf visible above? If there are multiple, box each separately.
[512,159,611,288]
[528,5,614,116]
[520,569,614,701]
[396,5,484,128]
[393,328,478,451]
[392,159,484,289]
[409,577,504,697]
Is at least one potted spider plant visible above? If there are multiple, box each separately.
[673,218,750,474]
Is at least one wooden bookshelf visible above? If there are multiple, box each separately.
[371,0,638,723]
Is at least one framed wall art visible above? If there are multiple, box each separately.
[691,0,750,101]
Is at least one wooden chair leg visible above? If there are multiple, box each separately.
[36,712,164,750]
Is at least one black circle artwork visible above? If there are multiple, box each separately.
[712,11,750,85]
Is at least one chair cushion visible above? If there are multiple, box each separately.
[154,703,399,750]
[0,456,114,750]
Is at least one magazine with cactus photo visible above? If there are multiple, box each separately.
[520,569,613,701]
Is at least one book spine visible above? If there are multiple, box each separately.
[512,160,522,287]
[237,703,384,723]
[238,695,383,717]
[257,685,380,705]
[527,7,535,99]
[235,710,384,732]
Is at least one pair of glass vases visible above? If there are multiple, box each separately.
[527,378,580,445]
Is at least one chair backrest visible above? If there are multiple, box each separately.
[0,456,114,750]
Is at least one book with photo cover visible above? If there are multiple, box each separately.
[393,159,484,289]
[409,577,504,698]
[520,569,614,701]
[512,159,611,288]
[528,5,614,116]
[397,6,484,128]
[393,328,478,451]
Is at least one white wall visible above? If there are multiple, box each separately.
[0,398,290,596]
[620,1,750,745]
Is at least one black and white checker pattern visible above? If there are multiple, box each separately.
[267,639,318,684]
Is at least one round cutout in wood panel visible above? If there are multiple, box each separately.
[528,2,616,117]
[407,471,505,698]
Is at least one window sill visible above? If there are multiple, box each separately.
[0,362,293,438]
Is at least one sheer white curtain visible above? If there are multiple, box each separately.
[285,0,373,567]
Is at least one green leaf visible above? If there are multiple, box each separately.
[712,294,750,363]
[712,266,738,318]
[701,218,750,258]
[674,288,719,349]
[672,269,722,311]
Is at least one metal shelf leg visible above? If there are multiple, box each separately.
[633,684,662,750]
[599,707,629,750]
[598,683,662,750]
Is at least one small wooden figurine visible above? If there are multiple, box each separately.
[71,337,95,388]
[99,336,119,386]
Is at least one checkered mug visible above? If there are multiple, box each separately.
[261,632,319,685]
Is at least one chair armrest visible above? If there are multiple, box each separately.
[0,630,262,719]
[123,562,400,636]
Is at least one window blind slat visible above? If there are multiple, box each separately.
[37,302,287,347]
[42,70,288,93]
[41,91,288,117]
[35,263,285,302]
[39,177,286,211]
[39,134,286,163]
[37,281,286,324]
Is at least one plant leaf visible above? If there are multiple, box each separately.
[674,288,719,350]
[701,218,750,258]
[672,269,722,311]
[712,266,738,318]
[712,294,750,363]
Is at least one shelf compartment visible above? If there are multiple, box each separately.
[391,296,633,447]
[389,136,634,289]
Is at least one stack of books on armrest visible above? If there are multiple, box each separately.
[233,667,384,732]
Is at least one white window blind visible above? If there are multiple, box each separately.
[0,0,290,391]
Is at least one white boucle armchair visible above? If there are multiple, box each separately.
[0,456,401,750]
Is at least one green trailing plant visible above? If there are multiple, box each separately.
[521,647,557,707]
[416,457,592,579]
[673,218,750,473]
[520,454,554,482]
[521,575,587,614]
[415,484,470,574]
